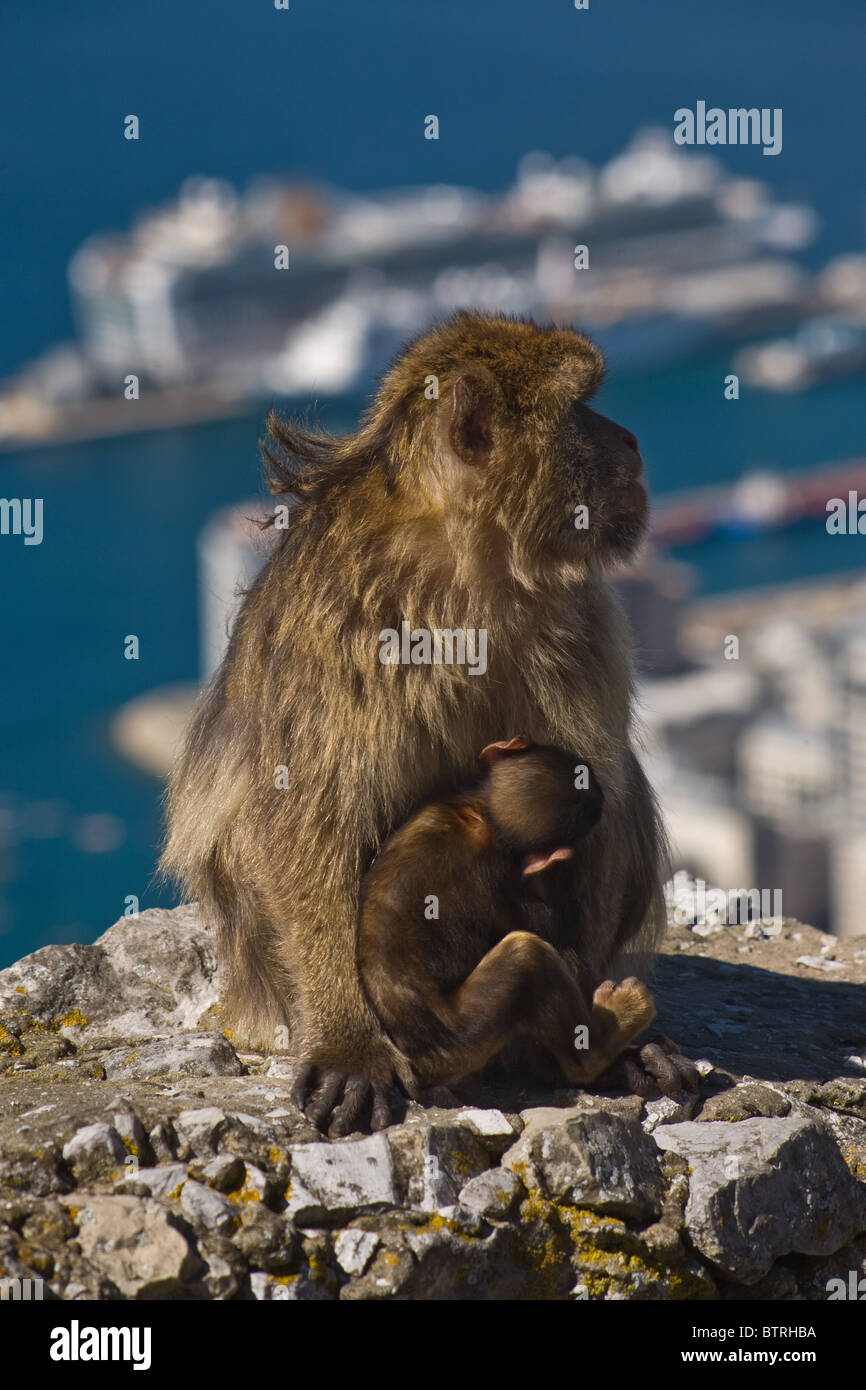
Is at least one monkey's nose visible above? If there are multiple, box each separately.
[619,427,641,455]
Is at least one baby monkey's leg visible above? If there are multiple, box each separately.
[413,931,583,1086]
[412,932,654,1089]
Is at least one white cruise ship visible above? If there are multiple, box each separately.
[0,129,818,446]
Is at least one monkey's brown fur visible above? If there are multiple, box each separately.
[161,311,668,1135]
[358,737,657,1091]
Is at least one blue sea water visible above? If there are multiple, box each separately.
[1,0,866,963]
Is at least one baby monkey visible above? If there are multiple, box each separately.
[358,736,657,1093]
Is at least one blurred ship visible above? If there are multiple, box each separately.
[736,253,866,391]
[0,129,820,449]
[736,316,866,392]
[653,458,866,544]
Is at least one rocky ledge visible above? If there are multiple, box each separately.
[1,903,865,1300]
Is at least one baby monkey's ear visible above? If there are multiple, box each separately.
[478,735,532,766]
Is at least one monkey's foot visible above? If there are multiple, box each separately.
[560,977,657,1087]
[590,976,657,1048]
[291,1061,416,1138]
[600,1034,701,1102]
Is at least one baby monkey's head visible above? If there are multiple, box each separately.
[479,736,603,872]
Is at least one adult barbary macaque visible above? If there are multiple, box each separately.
[359,736,659,1093]
[162,311,675,1136]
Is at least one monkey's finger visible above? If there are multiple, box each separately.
[669,1053,701,1094]
[370,1083,392,1132]
[646,1035,700,1094]
[620,1053,660,1098]
[653,1036,701,1094]
[639,1042,684,1101]
[306,1070,346,1130]
[403,1076,422,1103]
[329,1077,370,1137]
[291,1061,319,1112]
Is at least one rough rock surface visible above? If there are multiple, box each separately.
[0,904,864,1300]
[655,1116,866,1284]
[502,1102,664,1219]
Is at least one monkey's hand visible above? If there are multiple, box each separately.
[599,1034,700,1102]
[291,1059,418,1138]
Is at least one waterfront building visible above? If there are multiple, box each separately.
[839,623,866,823]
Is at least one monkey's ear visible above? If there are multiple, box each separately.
[522,846,574,876]
[448,371,501,467]
[479,735,532,765]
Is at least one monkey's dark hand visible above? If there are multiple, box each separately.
[600,1034,700,1102]
[291,1061,417,1138]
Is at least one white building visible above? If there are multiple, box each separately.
[839,625,866,823]
[737,718,837,827]
[831,829,866,940]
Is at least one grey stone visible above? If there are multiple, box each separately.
[102,1034,242,1081]
[654,1116,866,1283]
[343,1216,550,1301]
[456,1109,516,1155]
[227,1111,276,1141]
[430,1203,485,1234]
[0,1135,69,1197]
[458,1167,522,1220]
[237,1163,274,1207]
[236,1205,298,1273]
[0,904,218,1040]
[174,1108,228,1155]
[112,1111,154,1166]
[812,1107,866,1180]
[782,1079,866,1120]
[61,1123,127,1181]
[286,1134,397,1221]
[334,1228,380,1276]
[115,1164,188,1200]
[249,1271,283,1300]
[264,1058,295,1079]
[191,1155,245,1193]
[148,1119,179,1163]
[642,1093,699,1133]
[521,1095,643,1127]
[696,1083,791,1123]
[199,1238,246,1300]
[502,1107,664,1220]
[180,1180,238,1235]
[388,1121,490,1211]
[250,1269,332,1300]
[63,1195,201,1297]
